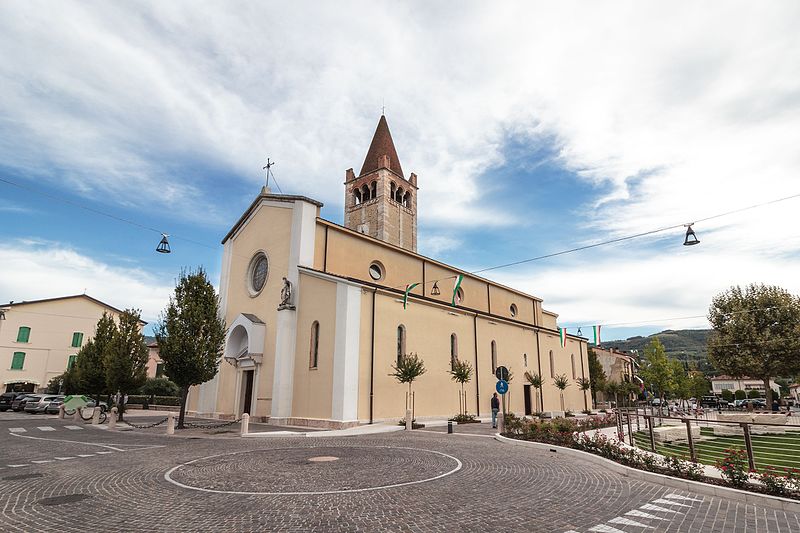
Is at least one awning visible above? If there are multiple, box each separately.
[3,378,41,385]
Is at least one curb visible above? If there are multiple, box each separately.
[493,433,800,514]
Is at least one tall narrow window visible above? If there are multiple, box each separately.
[371,181,377,198]
[16,326,30,343]
[156,363,164,377]
[524,353,528,367]
[67,354,77,370]
[450,333,458,370]
[549,350,555,378]
[309,321,320,368]
[71,332,84,348]
[491,340,497,373]
[11,352,25,370]
[571,354,576,379]
[397,325,406,365]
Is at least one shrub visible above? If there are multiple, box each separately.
[138,377,180,397]
[449,413,478,424]
[758,466,793,496]
[716,448,751,487]
[126,395,181,406]
[662,455,705,481]
[581,409,592,415]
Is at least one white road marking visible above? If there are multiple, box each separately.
[31,460,54,464]
[9,431,165,452]
[626,510,668,520]
[663,494,702,502]
[76,454,94,457]
[54,457,75,460]
[651,499,692,507]
[589,525,627,533]
[9,428,26,433]
[7,464,29,468]
[37,426,56,432]
[64,425,83,430]
[640,504,682,513]
[608,517,654,528]
[95,451,113,454]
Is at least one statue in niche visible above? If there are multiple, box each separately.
[278,277,295,311]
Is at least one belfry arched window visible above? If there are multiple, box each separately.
[390,182,397,200]
[403,191,411,208]
[362,184,371,201]
[396,186,404,203]
[353,189,362,205]
[397,325,406,365]
[371,181,377,198]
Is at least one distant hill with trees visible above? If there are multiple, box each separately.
[601,329,713,373]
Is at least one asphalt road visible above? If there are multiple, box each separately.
[0,411,798,532]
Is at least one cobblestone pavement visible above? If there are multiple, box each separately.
[1,413,799,532]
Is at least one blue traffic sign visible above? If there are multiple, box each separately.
[496,379,509,395]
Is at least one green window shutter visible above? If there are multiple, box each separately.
[11,352,25,370]
[67,355,77,370]
[17,327,30,343]
[71,332,84,348]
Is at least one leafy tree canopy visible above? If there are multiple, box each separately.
[104,309,149,419]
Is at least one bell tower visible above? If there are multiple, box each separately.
[344,115,418,252]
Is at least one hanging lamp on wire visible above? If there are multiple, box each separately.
[683,224,700,246]
[431,281,441,296]
[156,234,171,254]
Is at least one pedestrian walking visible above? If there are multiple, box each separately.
[491,393,500,428]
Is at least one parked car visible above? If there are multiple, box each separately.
[46,397,108,415]
[24,395,64,414]
[700,396,720,408]
[11,394,43,412]
[0,391,30,411]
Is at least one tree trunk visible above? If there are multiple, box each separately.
[178,386,189,429]
[118,397,125,421]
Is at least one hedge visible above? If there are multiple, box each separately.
[126,395,182,406]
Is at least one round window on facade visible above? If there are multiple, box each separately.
[510,304,518,317]
[248,252,269,295]
[369,261,384,281]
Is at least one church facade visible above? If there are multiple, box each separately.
[188,116,590,427]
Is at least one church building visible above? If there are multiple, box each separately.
[188,116,590,427]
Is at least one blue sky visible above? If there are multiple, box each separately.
[2,2,800,341]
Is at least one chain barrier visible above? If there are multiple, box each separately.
[182,418,242,429]
[122,417,170,429]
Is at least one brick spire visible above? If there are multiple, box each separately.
[359,115,404,178]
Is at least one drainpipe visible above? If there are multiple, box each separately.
[473,314,480,416]
[369,289,376,424]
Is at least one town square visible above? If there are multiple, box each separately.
[2,2,800,532]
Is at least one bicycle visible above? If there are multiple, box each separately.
[65,405,107,423]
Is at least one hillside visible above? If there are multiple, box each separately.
[600,329,713,373]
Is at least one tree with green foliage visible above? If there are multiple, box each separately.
[734,389,747,401]
[155,268,227,429]
[74,312,116,401]
[449,359,473,415]
[524,371,543,413]
[604,380,621,408]
[721,389,735,402]
[390,352,426,415]
[553,374,570,411]
[747,389,762,399]
[104,309,148,421]
[576,377,591,411]
[46,371,78,394]
[138,377,180,397]
[638,338,676,413]
[587,347,606,408]
[687,372,711,403]
[708,283,800,406]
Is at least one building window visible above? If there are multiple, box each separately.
[402,191,411,208]
[67,354,77,370]
[16,326,30,343]
[397,325,406,365]
[11,352,25,370]
[361,184,370,201]
[309,321,320,368]
[371,181,377,198]
[510,304,518,317]
[395,186,404,203]
[156,363,164,377]
[369,261,384,281]
[491,340,497,373]
[353,188,362,205]
[549,350,555,378]
[71,332,84,348]
[571,354,576,379]
[450,333,458,370]
[247,252,269,296]
[524,353,528,367]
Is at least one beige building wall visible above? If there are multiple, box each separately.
[0,295,130,392]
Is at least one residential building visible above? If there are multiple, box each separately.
[188,115,590,427]
[145,339,164,378]
[592,346,636,404]
[710,376,780,396]
[0,295,140,393]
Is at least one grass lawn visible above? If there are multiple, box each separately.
[633,427,800,473]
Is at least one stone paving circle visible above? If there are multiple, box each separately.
[164,445,462,495]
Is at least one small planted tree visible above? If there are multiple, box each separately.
[156,268,226,429]
[553,374,570,412]
[576,377,591,412]
[605,380,621,408]
[74,312,116,402]
[734,389,747,401]
[104,309,148,421]
[587,347,606,408]
[721,389,735,403]
[524,371,543,414]
[449,359,473,416]
[390,352,426,421]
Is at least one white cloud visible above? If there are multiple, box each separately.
[0,240,171,325]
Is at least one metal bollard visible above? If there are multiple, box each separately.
[166,412,175,435]
[58,404,65,419]
[405,409,412,431]
[109,407,117,430]
[240,413,250,436]
[447,420,453,434]
[92,407,100,425]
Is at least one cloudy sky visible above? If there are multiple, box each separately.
[1,1,799,340]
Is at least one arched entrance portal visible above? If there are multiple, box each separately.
[223,314,266,417]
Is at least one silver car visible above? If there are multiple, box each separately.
[24,395,63,414]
